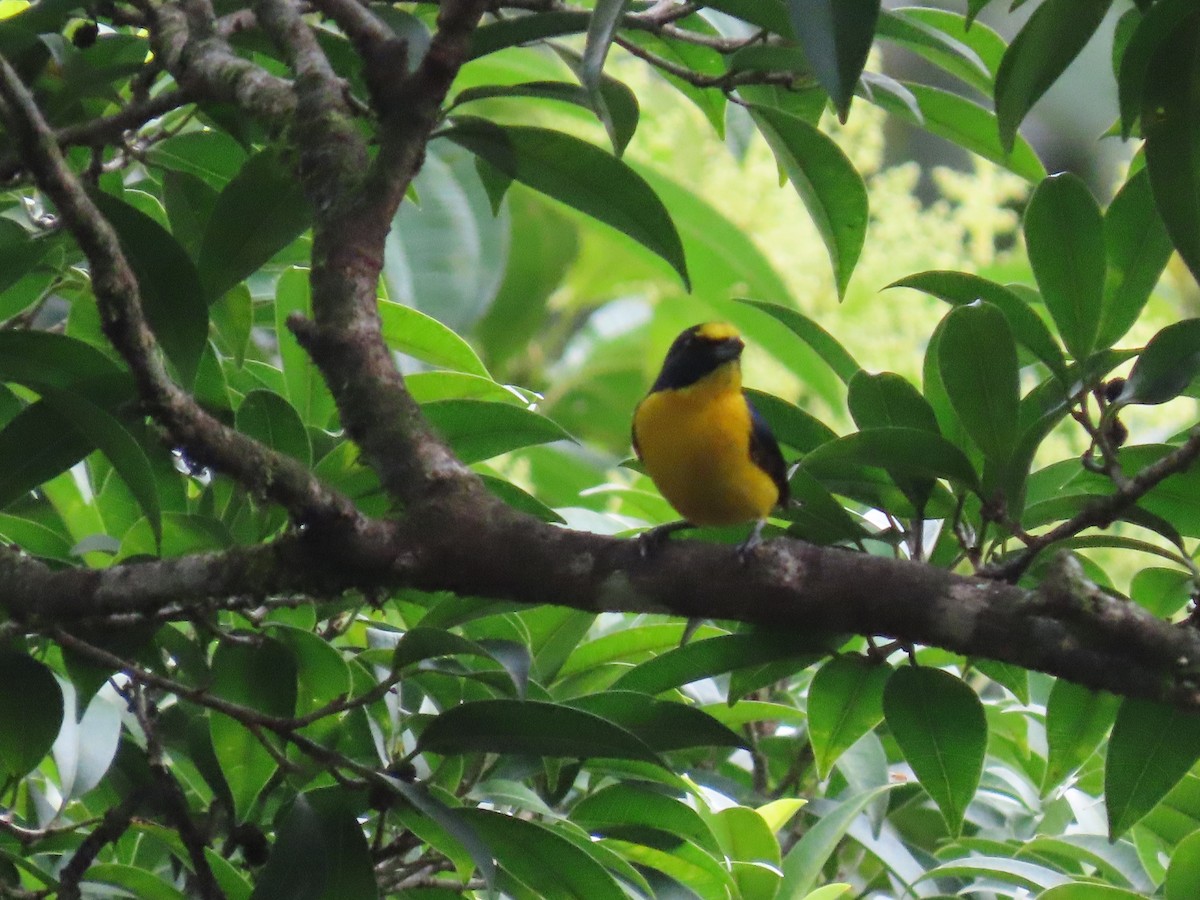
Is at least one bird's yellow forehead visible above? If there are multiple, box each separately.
[694,322,740,342]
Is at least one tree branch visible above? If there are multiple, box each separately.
[0,53,360,527]
[986,429,1200,581]
[0,500,1197,711]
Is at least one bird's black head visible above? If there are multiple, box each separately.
[650,322,745,391]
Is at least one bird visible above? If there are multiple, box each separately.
[631,322,790,559]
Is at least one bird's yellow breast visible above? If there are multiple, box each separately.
[633,367,780,526]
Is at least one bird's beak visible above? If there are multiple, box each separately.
[715,337,745,362]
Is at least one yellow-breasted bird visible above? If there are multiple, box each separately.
[632,322,789,557]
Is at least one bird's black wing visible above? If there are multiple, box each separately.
[747,398,789,507]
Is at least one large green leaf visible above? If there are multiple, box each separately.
[1118,319,1200,406]
[865,81,1046,182]
[39,387,161,548]
[91,190,207,387]
[883,666,986,836]
[808,655,890,778]
[1042,679,1120,793]
[1100,167,1174,349]
[1116,0,1196,136]
[249,791,378,900]
[443,118,689,287]
[785,0,881,120]
[937,302,1019,467]
[1142,12,1200,287]
[779,785,900,899]
[209,638,297,821]
[0,652,63,778]
[460,808,628,900]
[1167,829,1200,900]
[994,0,1113,152]
[385,142,510,332]
[565,691,744,752]
[736,299,861,384]
[416,698,660,763]
[1106,698,1200,838]
[571,783,721,852]
[748,106,868,298]
[274,269,336,429]
[800,427,978,490]
[875,9,991,94]
[235,390,312,465]
[379,300,490,377]
[197,148,312,302]
[422,399,571,463]
[889,270,1065,378]
[1024,173,1106,361]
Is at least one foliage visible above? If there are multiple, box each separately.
[0,0,1199,898]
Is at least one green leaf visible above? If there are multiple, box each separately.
[0,402,101,510]
[469,10,591,58]
[1167,828,1200,900]
[1042,680,1120,793]
[748,106,868,298]
[800,427,979,489]
[808,655,890,778]
[875,9,991,95]
[275,269,336,428]
[864,81,1046,182]
[459,808,628,900]
[197,148,312,302]
[209,638,297,821]
[994,0,1113,152]
[1106,698,1200,838]
[1041,887,1150,900]
[1143,14,1200,287]
[91,191,208,387]
[779,785,899,899]
[785,0,881,120]
[710,806,782,899]
[417,699,661,763]
[736,299,861,383]
[385,142,509,331]
[235,390,312,465]
[554,46,641,156]
[566,691,745,751]
[937,302,1019,466]
[270,625,352,716]
[888,270,1065,378]
[83,865,187,900]
[422,399,571,463]
[145,129,247,187]
[249,791,378,900]
[474,190,578,371]
[613,632,823,696]
[744,388,837,453]
[882,666,986,836]
[1100,167,1174,348]
[917,857,1070,892]
[1119,319,1200,406]
[572,783,721,852]
[1116,0,1196,136]
[443,118,689,287]
[379,300,490,377]
[0,652,63,778]
[39,387,161,548]
[847,371,939,434]
[1024,173,1106,361]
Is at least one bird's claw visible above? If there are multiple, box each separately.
[636,520,692,558]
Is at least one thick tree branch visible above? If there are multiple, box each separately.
[4,500,1200,711]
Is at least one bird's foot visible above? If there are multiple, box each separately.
[735,519,768,565]
[636,520,693,558]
